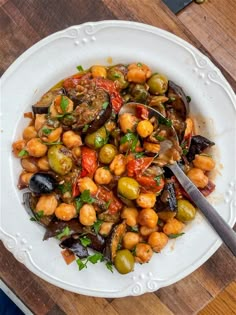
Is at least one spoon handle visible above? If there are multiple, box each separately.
[168,163,236,256]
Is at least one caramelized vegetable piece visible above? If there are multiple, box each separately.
[60,235,88,259]
[186,135,215,162]
[104,221,126,262]
[155,181,177,212]
[43,219,83,240]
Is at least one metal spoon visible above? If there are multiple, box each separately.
[119,102,236,256]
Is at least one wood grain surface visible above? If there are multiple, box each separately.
[0,1,236,314]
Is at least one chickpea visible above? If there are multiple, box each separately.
[109,154,126,176]
[53,95,74,114]
[140,225,158,237]
[119,113,138,133]
[123,232,140,250]
[55,203,76,221]
[193,154,215,171]
[136,120,154,138]
[121,207,139,227]
[136,193,156,208]
[187,168,208,188]
[94,167,113,185]
[41,127,62,143]
[79,204,96,226]
[163,218,185,236]
[78,177,98,195]
[26,138,48,157]
[12,139,26,157]
[19,172,34,187]
[91,65,107,78]
[62,131,82,149]
[36,194,58,216]
[37,156,50,171]
[35,114,46,131]
[143,142,160,153]
[21,158,39,173]
[99,222,114,236]
[23,126,37,140]
[71,147,81,159]
[135,243,153,264]
[127,63,152,84]
[148,232,168,252]
[138,208,158,228]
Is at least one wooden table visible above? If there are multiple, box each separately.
[0,1,236,314]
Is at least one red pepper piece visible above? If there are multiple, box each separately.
[81,147,97,178]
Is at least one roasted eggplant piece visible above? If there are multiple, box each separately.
[43,219,84,240]
[186,135,215,162]
[103,221,126,262]
[155,181,177,212]
[60,235,88,259]
[85,232,106,252]
[23,192,52,226]
[29,172,57,194]
[32,88,65,114]
[72,88,112,133]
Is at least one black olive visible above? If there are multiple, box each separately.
[29,173,56,194]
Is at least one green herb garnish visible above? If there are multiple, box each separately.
[155,135,165,141]
[42,127,53,135]
[102,101,109,110]
[169,97,176,102]
[186,96,191,102]
[104,200,111,209]
[75,190,95,212]
[154,175,162,186]
[158,116,172,127]
[134,152,145,159]
[82,124,89,132]
[120,131,138,152]
[93,219,103,234]
[137,62,142,67]
[182,148,188,155]
[168,233,185,239]
[76,253,104,271]
[113,73,121,78]
[76,65,84,72]
[60,96,69,112]
[58,182,72,194]
[56,226,71,240]
[30,210,44,221]
[18,149,29,157]
[130,225,139,233]
[105,261,114,273]
[79,236,91,247]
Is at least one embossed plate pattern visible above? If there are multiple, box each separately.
[0,21,236,297]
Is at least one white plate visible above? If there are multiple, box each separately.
[0,21,236,298]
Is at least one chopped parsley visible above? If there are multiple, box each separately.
[104,200,111,209]
[60,96,69,112]
[120,131,138,152]
[168,233,185,239]
[30,210,44,221]
[76,65,84,72]
[58,182,72,194]
[182,148,188,155]
[134,152,145,159]
[56,226,71,240]
[105,261,113,273]
[130,225,139,233]
[158,116,172,127]
[169,97,176,102]
[76,253,104,271]
[154,175,162,186]
[102,101,109,110]
[18,149,29,157]
[79,236,91,247]
[82,124,89,132]
[186,96,191,102]
[113,73,121,78]
[137,62,142,67]
[93,219,103,234]
[155,135,165,141]
[75,190,95,212]
[42,127,53,135]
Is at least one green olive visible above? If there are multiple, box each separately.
[99,144,118,164]
[118,177,140,200]
[85,126,107,149]
[130,84,148,103]
[48,145,73,175]
[114,249,135,274]
[176,199,196,222]
[107,66,129,90]
[147,74,168,95]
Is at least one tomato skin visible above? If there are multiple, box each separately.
[127,157,154,177]
[136,175,165,194]
[136,104,149,120]
[63,73,91,89]
[96,186,122,214]
[81,147,97,178]
[95,78,123,113]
